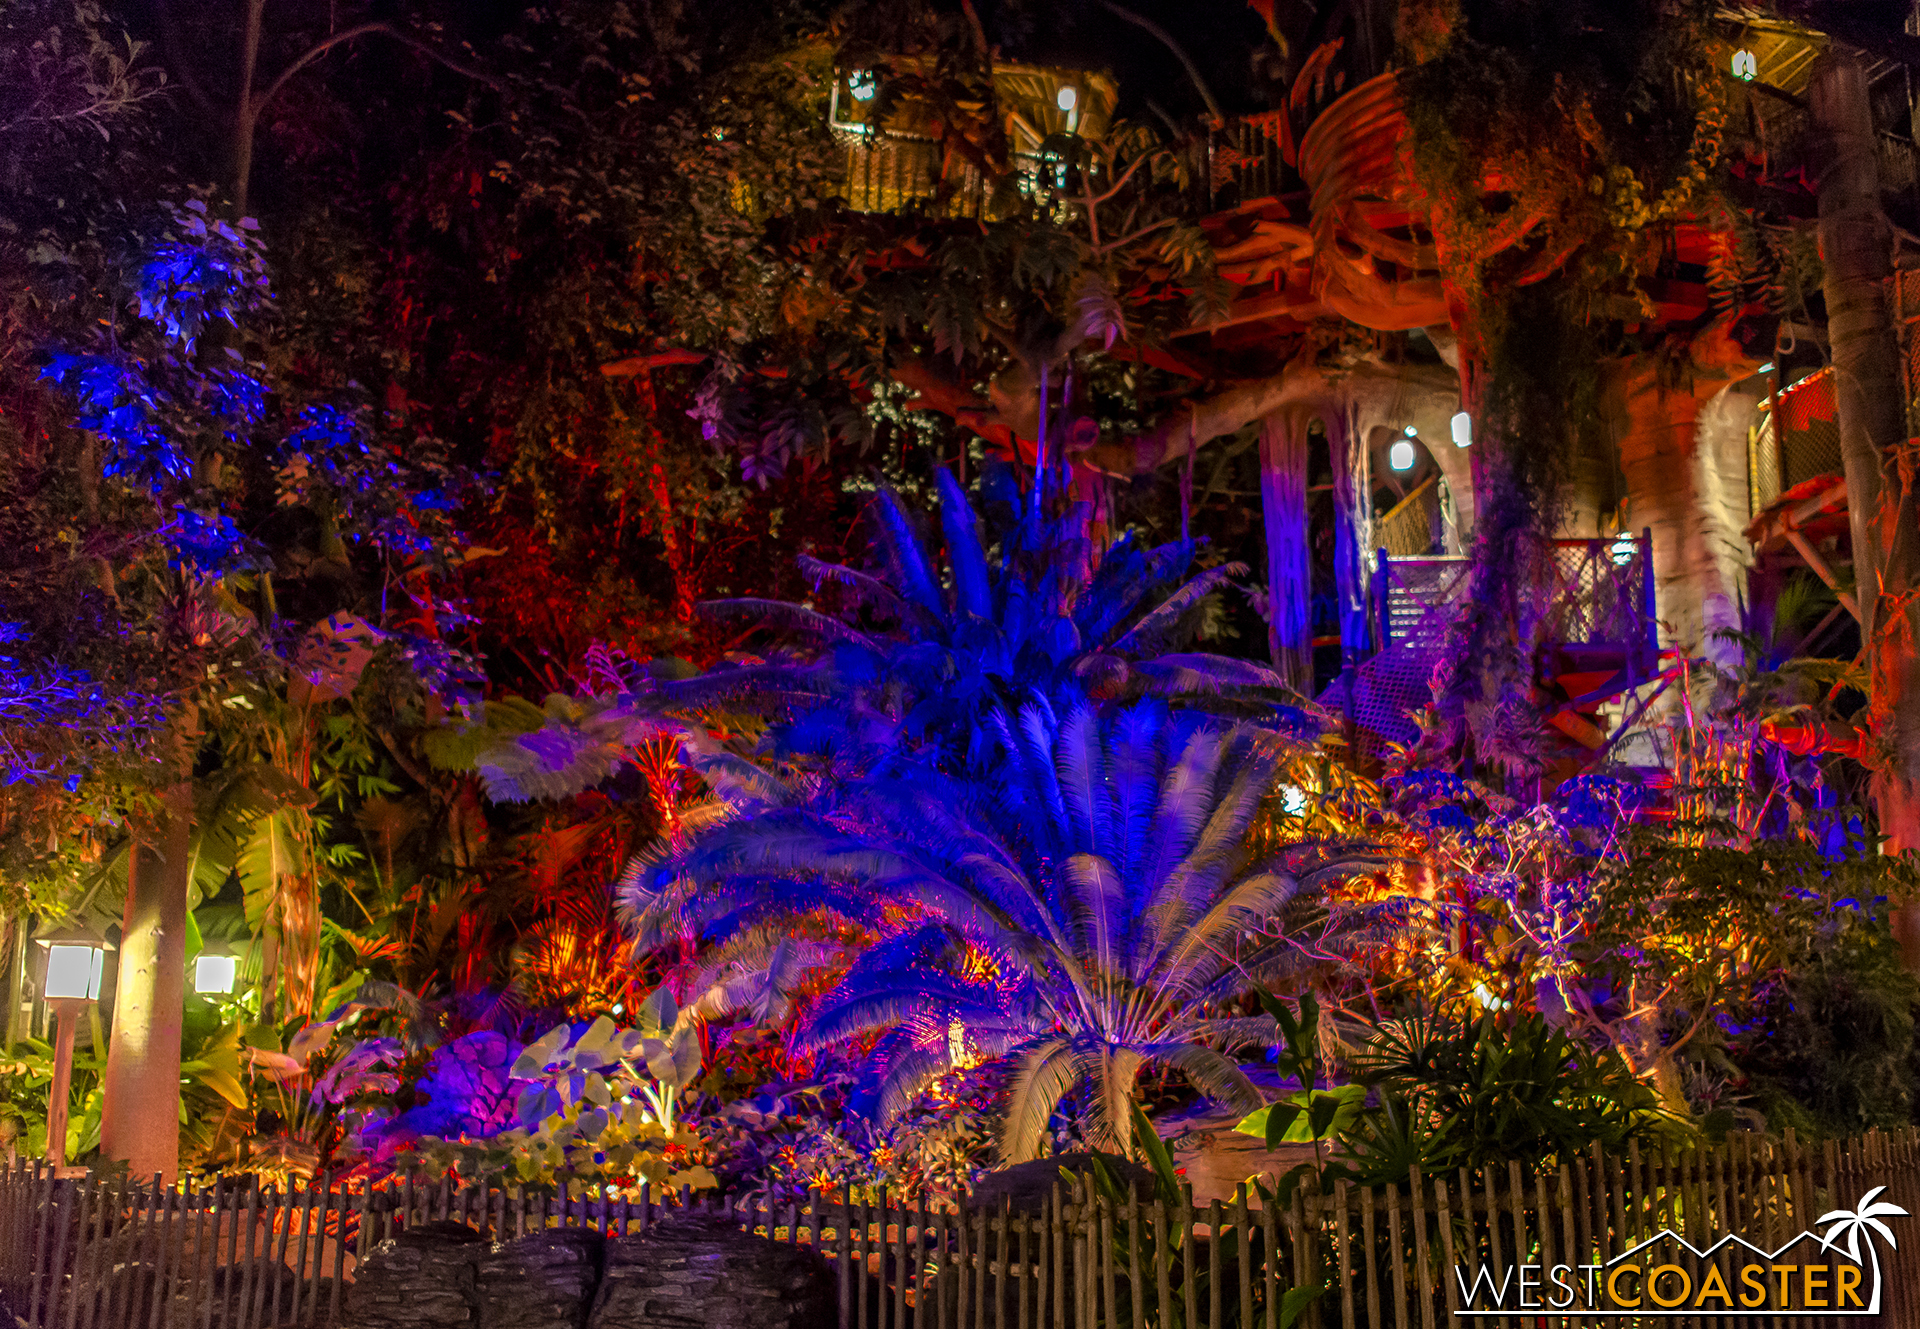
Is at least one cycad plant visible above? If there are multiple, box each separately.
[697,464,1300,751]
[627,687,1375,1161]
[446,463,1309,807]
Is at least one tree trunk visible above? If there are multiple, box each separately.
[99,709,199,1182]
[1602,322,1760,676]
[1,916,22,1053]
[1328,405,1374,666]
[231,0,266,218]
[1811,53,1920,849]
[1259,409,1315,691]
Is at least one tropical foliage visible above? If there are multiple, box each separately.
[634,687,1376,1161]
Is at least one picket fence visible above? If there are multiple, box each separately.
[3,1127,1920,1328]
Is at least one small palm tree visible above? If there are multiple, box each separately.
[1818,1186,1909,1310]
[629,688,1376,1161]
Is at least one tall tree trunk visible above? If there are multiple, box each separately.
[231,0,265,218]
[99,708,199,1182]
[1,916,22,1053]
[1328,405,1374,665]
[1259,409,1315,691]
[1811,54,1920,851]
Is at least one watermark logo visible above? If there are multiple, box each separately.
[1454,1186,1908,1318]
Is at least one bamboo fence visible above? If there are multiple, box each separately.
[2,1127,1919,1327]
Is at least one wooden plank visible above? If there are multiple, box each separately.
[192,1178,218,1329]
[1231,1183,1250,1329]
[1050,1185,1065,1329]
[242,1178,265,1329]
[1359,1182,1380,1329]
[1475,1167,1500,1329]
[837,1191,852,1329]
[994,1194,1008,1329]
[150,1176,178,1329]
[1333,1180,1354,1329]
[27,1166,54,1328]
[1207,1197,1224,1329]
[1432,1171,1460,1325]
[1262,1194,1280,1329]
[1505,1161,1527,1329]
[973,1195,989,1329]
[1183,1185,1199,1329]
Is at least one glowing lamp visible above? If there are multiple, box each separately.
[1388,440,1416,472]
[1057,86,1078,112]
[1609,533,1638,566]
[1757,362,1774,375]
[848,70,877,102]
[1278,785,1309,817]
[43,945,104,1001]
[194,953,238,995]
[1731,49,1757,82]
[1450,411,1472,448]
[31,920,110,1168]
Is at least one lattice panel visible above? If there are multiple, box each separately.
[1898,268,1920,441]
[1544,539,1651,649]
[1751,369,1842,514]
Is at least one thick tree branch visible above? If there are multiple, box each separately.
[599,350,710,378]
[255,22,502,120]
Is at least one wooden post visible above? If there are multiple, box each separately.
[43,999,87,1166]
[1259,408,1316,690]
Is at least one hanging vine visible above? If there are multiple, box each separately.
[1394,0,1732,774]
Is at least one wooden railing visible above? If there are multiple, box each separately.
[5,1127,1920,1327]
[1374,532,1657,663]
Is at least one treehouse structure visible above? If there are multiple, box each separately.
[830,6,1920,779]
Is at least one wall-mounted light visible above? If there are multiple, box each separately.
[1731,49,1758,82]
[1403,424,1418,437]
[1450,411,1472,448]
[848,70,877,102]
[1389,440,1417,472]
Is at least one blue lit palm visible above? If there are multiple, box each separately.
[624,689,1375,1161]
[648,463,1305,758]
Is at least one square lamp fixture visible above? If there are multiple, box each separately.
[194,952,239,995]
[35,929,109,998]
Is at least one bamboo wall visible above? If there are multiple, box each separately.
[2,1127,1919,1327]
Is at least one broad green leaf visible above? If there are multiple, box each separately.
[640,986,678,1035]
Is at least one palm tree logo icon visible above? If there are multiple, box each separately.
[1817,1187,1909,1314]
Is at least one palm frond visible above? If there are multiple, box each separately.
[999,1037,1081,1164]
[936,467,993,621]
[1111,562,1249,654]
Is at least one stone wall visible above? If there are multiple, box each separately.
[342,1214,835,1329]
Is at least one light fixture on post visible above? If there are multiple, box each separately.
[847,69,877,102]
[32,919,110,1168]
[1609,531,1639,566]
[1057,84,1080,133]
